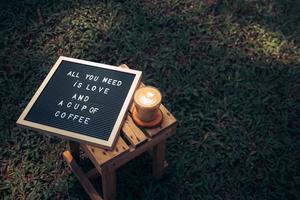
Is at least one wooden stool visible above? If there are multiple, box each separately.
[63,65,177,200]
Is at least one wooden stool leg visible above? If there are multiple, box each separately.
[152,141,166,179]
[68,141,80,161]
[63,151,102,200]
[102,166,116,200]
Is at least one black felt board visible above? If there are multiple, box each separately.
[24,60,136,141]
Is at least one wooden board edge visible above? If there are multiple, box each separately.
[17,57,143,150]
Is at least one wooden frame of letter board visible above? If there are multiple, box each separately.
[17,56,142,150]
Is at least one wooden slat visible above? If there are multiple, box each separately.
[68,141,80,161]
[86,168,99,180]
[63,151,102,200]
[101,165,117,200]
[152,141,166,179]
[144,104,177,137]
[118,64,130,69]
[120,64,148,146]
[82,137,129,166]
[104,124,177,171]
[122,115,147,147]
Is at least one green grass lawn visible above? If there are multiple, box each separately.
[1,0,300,199]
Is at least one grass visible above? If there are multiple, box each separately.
[1,0,300,199]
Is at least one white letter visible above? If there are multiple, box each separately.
[72,94,77,100]
[117,81,122,86]
[84,96,89,102]
[67,71,72,76]
[78,95,84,101]
[73,80,78,87]
[78,116,84,123]
[55,111,60,117]
[67,102,72,108]
[61,112,66,118]
[102,77,108,83]
[85,74,91,79]
[86,84,90,91]
[74,103,79,110]
[81,105,87,111]
[68,114,74,119]
[58,100,63,106]
[98,87,104,92]
[104,88,110,94]
[74,115,79,120]
[89,107,99,114]
[84,118,90,125]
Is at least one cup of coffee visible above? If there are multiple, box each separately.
[133,86,162,122]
